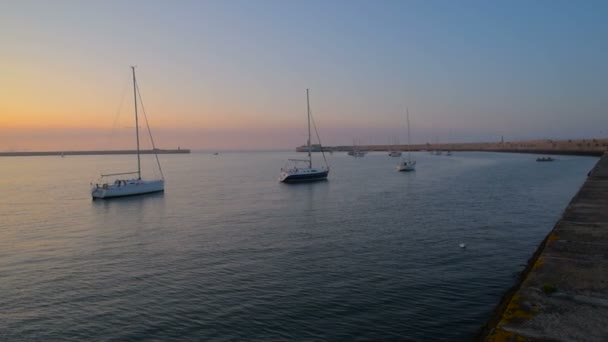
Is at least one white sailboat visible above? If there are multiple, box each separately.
[348,139,367,157]
[397,108,416,172]
[388,138,402,157]
[91,66,165,199]
[279,89,329,182]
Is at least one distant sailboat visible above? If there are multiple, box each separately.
[279,89,329,182]
[348,139,367,157]
[397,108,416,172]
[91,66,165,199]
[388,138,402,157]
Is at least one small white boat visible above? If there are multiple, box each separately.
[388,150,402,157]
[280,89,329,183]
[91,67,165,199]
[397,108,416,172]
[397,160,416,172]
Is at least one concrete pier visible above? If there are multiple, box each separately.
[312,138,608,156]
[479,153,608,341]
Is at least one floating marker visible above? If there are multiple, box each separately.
[459,243,466,248]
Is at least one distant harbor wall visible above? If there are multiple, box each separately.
[0,149,190,157]
[477,153,608,341]
[299,138,608,156]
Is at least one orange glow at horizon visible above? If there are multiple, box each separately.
[1,63,300,132]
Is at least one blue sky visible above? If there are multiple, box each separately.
[1,0,607,150]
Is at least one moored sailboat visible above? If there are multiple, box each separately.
[280,89,329,182]
[388,139,402,157]
[348,139,367,157]
[397,108,416,172]
[91,67,165,199]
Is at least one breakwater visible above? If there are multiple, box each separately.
[478,153,608,341]
[309,138,608,156]
[0,149,190,157]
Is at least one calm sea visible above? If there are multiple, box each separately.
[0,151,597,341]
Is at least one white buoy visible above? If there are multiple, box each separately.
[459,243,466,248]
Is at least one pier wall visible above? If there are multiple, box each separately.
[478,153,608,341]
[313,138,608,156]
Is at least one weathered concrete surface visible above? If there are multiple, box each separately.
[481,154,608,341]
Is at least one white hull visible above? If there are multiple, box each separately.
[92,179,164,199]
[388,151,402,157]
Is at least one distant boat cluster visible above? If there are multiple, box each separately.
[282,94,419,181]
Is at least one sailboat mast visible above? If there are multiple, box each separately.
[131,66,141,180]
[307,88,312,169]
[407,108,411,163]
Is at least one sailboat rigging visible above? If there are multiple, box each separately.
[388,137,402,157]
[347,139,367,157]
[397,108,416,172]
[279,89,329,182]
[91,66,165,199]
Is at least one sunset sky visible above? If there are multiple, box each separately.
[1,0,607,151]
